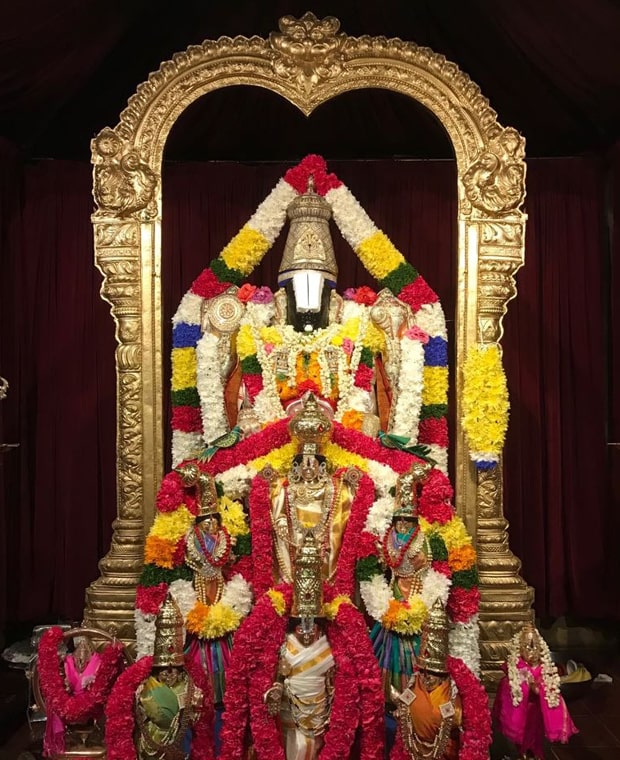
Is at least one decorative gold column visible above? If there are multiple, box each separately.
[84,129,162,644]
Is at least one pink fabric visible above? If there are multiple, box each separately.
[493,659,577,756]
[43,652,102,757]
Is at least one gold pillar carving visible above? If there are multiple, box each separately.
[86,13,534,679]
[475,217,534,686]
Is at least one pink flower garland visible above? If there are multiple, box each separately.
[447,656,492,760]
[105,654,215,760]
[38,627,123,726]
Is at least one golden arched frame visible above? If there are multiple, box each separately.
[85,13,533,685]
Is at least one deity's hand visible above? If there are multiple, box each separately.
[263,682,284,717]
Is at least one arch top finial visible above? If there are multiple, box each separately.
[270,12,346,93]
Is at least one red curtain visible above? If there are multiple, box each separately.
[0,155,616,627]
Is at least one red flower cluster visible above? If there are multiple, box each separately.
[398,275,439,313]
[418,468,455,525]
[418,416,449,448]
[135,583,168,616]
[172,405,202,433]
[237,283,257,303]
[332,423,417,474]
[353,285,378,305]
[209,418,290,474]
[155,471,186,512]
[447,656,492,760]
[354,363,374,391]
[243,373,263,401]
[38,627,123,726]
[190,267,230,300]
[447,586,481,623]
[284,154,342,196]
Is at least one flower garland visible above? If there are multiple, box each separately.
[506,628,561,708]
[446,656,492,760]
[462,343,510,469]
[105,654,215,760]
[37,627,124,725]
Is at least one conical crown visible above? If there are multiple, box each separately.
[288,393,333,453]
[418,599,450,674]
[278,177,338,286]
[152,595,185,667]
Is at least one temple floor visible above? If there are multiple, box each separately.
[1,639,619,759]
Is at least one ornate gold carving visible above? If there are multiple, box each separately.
[93,128,158,219]
[87,14,531,677]
[202,290,244,335]
[270,12,345,93]
[463,127,526,214]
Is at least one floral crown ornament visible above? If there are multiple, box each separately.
[278,176,338,286]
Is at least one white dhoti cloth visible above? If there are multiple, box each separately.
[280,633,335,760]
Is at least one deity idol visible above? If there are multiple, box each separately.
[493,623,578,759]
[371,461,433,698]
[106,595,212,760]
[137,155,488,757]
[390,601,463,760]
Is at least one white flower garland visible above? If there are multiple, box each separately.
[325,185,377,248]
[507,628,561,708]
[219,573,253,617]
[172,292,203,327]
[449,616,481,676]
[134,609,157,660]
[196,332,229,445]
[413,302,447,340]
[363,495,396,537]
[426,444,448,475]
[169,578,198,619]
[216,464,252,501]
[390,334,425,441]
[172,430,203,468]
[366,459,398,496]
[360,566,451,626]
[247,179,297,244]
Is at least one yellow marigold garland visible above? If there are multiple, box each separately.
[382,596,428,635]
[266,589,287,616]
[322,595,352,620]
[462,343,510,467]
[220,226,272,276]
[355,230,405,280]
[186,600,242,639]
[219,496,249,536]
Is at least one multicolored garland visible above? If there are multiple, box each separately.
[462,343,510,469]
[170,154,449,471]
[105,654,214,760]
[37,627,124,725]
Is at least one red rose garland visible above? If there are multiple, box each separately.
[38,627,123,725]
[105,654,215,760]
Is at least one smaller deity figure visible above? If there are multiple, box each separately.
[263,531,336,760]
[270,394,354,586]
[371,462,432,698]
[43,636,104,756]
[391,601,462,760]
[181,464,232,607]
[135,597,206,760]
[493,623,578,759]
[178,463,234,705]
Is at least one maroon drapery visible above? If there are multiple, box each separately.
[0,156,616,628]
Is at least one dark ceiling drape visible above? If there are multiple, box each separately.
[0,154,617,629]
